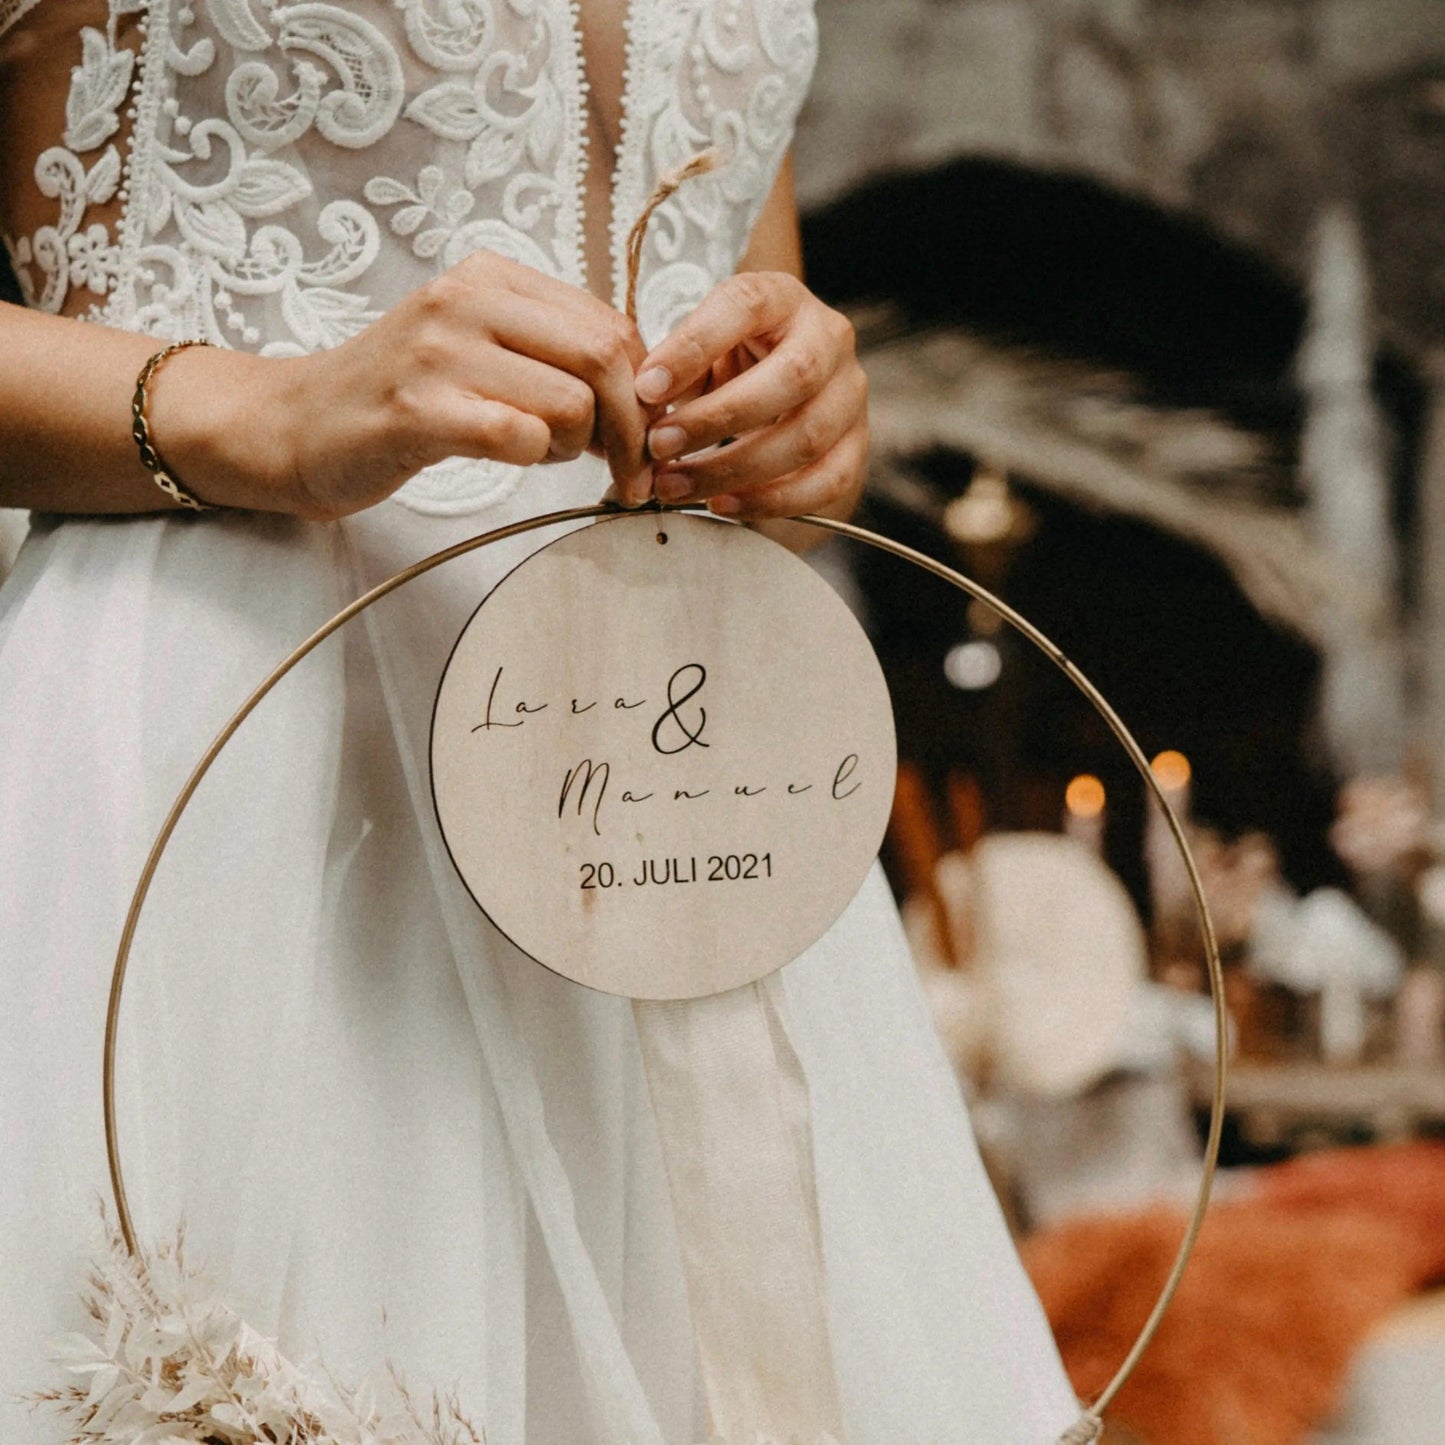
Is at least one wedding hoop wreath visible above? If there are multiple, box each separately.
[44,502,1229,1445]
[52,139,1223,1445]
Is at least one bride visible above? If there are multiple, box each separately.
[0,2,1083,1441]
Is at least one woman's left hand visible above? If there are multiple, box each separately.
[632,271,868,521]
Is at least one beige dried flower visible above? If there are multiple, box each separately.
[32,1222,483,1445]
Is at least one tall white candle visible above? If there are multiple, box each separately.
[1146,751,1194,953]
[1064,774,1106,854]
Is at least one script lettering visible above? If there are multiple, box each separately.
[558,758,609,837]
[651,664,710,755]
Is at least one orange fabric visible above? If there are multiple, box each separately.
[1022,1143,1445,1445]
[1255,1140,1445,1286]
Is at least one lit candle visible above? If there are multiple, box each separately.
[1146,751,1194,956]
[1064,773,1107,854]
[1151,750,1192,817]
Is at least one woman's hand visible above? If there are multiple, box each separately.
[632,271,867,522]
[156,251,655,520]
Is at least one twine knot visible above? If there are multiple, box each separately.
[1057,1413,1105,1443]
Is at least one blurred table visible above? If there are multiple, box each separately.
[1187,1059,1445,1147]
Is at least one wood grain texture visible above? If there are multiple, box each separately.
[431,511,896,998]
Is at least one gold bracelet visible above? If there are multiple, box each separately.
[130,339,217,513]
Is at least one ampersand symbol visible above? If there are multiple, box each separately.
[651,663,711,755]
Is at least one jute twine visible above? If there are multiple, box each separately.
[623,148,720,325]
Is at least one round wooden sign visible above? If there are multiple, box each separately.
[430,511,897,999]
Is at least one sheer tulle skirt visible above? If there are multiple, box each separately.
[0,457,1079,1444]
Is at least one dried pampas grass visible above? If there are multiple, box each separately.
[854,321,1387,645]
[33,1221,841,1445]
[32,1223,484,1445]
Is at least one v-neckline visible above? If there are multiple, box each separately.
[561,0,646,313]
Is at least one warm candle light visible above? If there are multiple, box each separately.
[1064,774,1107,854]
[1151,750,1192,793]
[1145,751,1194,959]
[943,467,1017,545]
[1065,774,1107,818]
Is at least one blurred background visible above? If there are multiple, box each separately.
[5,2,1445,1440]
[788,3,1445,1442]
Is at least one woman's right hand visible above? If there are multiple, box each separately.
[155,250,656,519]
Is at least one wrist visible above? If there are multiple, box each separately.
[145,346,311,514]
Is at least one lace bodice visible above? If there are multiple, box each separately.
[0,0,817,512]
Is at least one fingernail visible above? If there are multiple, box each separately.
[627,469,654,506]
[655,473,692,503]
[636,366,671,403]
[648,424,686,461]
[709,494,741,515]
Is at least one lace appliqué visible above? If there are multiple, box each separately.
[3,8,134,312]
[614,0,818,347]
[116,3,392,351]
[2,0,817,517]
[388,453,529,516]
[0,0,44,41]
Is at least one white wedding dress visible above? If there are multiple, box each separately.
[0,3,1083,1441]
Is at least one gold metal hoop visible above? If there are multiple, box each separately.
[104,503,1225,1424]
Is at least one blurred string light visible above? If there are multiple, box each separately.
[1065,774,1107,819]
[943,639,1002,690]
